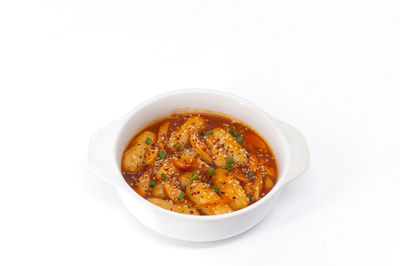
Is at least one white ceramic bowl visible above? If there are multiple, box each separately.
[88,89,310,242]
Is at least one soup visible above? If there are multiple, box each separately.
[121,113,277,215]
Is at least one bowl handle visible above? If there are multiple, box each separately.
[88,120,124,187]
[274,119,310,183]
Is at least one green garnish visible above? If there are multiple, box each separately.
[149,181,156,188]
[177,192,185,200]
[247,194,252,202]
[208,167,216,177]
[222,164,234,171]
[145,137,152,145]
[222,157,234,171]
[244,147,249,152]
[236,136,244,143]
[174,142,182,151]
[230,130,238,137]
[161,173,166,181]
[211,185,219,193]
[247,172,254,177]
[225,157,234,164]
[158,150,166,159]
[201,129,213,136]
[189,172,199,181]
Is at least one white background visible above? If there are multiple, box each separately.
[1,1,399,265]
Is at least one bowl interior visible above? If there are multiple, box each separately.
[115,90,288,192]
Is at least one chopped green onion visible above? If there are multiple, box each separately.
[236,136,244,143]
[247,172,254,177]
[174,142,182,151]
[211,185,219,193]
[158,150,166,159]
[161,173,166,181]
[230,130,239,137]
[226,157,234,164]
[149,181,156,188]
[189,172,199,181]
[201,129,213,136]
[208,167,216,177]
[247,194,252,202]
[222,165,234,171]
[244,147,249,152]
[145,137,152,145]
[177,192,185,200]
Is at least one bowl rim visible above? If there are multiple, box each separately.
[100,89,292,221]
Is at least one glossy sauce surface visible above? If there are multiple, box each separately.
[121,113,277,215]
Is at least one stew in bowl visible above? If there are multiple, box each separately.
[121,112,277,215]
